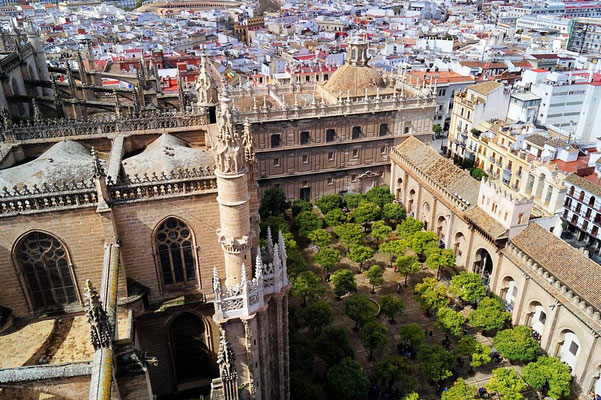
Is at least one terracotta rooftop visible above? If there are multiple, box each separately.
[462,206,508,240]
[468,81,503,96]
[511,223,601,310]
[394,136,480,205]
[566,173,601,198]
[525,133,550,148]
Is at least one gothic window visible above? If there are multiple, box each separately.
[16,231,78,311]
[155,218,197,286]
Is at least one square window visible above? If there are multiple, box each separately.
[302,180,308,187]
[352,149,359,159]
[326,129,336,142]
[271,134,281,148]
[273,158,280,167]
[352,126,361,139]
[300,131,310,145]
[302,155,309,164]
[569,341,579,356]
[327,178,333,185]
[404,126,410,134]
[328,152,334,161]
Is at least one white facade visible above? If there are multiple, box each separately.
[516,14,572,33]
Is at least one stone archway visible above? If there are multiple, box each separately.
[168,312,213,391]
[501,276,517,310]
[421,201,431,230]
[527,301,547,336]
[453,232,467,265]
[557,329,581,374]
[473,248,494,286]
[408,189,416,214]
[396,177,403,200]
[436,216,448,244]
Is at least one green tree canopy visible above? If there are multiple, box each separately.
[331,269,356,297]
[366,186,395,207]
[433,124,442,135]
[363,264,384,292]
[343,193,366,209]
[402,393,420,400]
[379,239,407,266]
[398,323,425,350]
[449,272,487,304]
[289,331,314,371]
[374,355,416,396]
[313,247,341,271]
[333,223,365,246]
[494,326,541,363]
[291,370,325,400]
[260,215,290,239]
[324,208,348,226]
[408,231,439,261]
[349,244,375,271]
[287,249,308,280]
[471,168,488,181]
[371,220,393,242]
[455,336,491,368]
[315,326,354,366]
[397,217,424,239]
[468,296,512,332]
[417,344,456,382]
[301,299,333,333]
[425,248,455,279]
[486,367,527,400]
[326,358,370,400]
[360,320,389,359]
[296,211,323,237]
[436,306,466,337]
[307,228,333,248]
[291,198,313,216]
[396,254,421,286]
[380,294,405,323]
[353,201,382,225]
[345,294,375,328]
[259,187,289,218]
[292,270,325,306]
[441,378,478,400]
[414,277,449,312]
[383,202,406,223]
[523,356,572,399]
[316,194,343,214]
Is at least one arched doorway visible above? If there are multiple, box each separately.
[422,201,431,230]
[453,232,467,265]
[558,330,580,374]
[436,216,448,245]
[528,301,546,336]
[473,248,494,279]
[408,189,416,214]
[14,231,78,312]
[169,312,213,390]
[594,369,601,395]
[501,276,517,310]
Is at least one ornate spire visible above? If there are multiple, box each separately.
[84,279,112,351]
[113,89,121,118]
[2,107,12,129]
[177,69,186,110]
[32,98,41,121]
[216,327,239,400]
[242,119,255,163]
[196,53,218,106]
[211,88,245,175]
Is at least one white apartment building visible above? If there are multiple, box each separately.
[515,14,572,33]
[522,69,601,144]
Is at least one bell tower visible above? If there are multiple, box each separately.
[209,87,290,400]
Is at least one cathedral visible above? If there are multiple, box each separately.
[0,34,437,399]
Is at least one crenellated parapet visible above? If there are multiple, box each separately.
[213,228,289,322]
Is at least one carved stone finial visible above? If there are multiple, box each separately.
[216,328,238,388]
[211,92,245,175]
[91,147,104,178]
[32,98,41,121]
[2,107,12,129]
[242,118,255,163]
[196,53,218,106]
[84,279,112,351]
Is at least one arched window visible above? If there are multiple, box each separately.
[155,218,197,286]
[15,231,78,311]
[590,196,596,207]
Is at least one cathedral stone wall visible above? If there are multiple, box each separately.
[112,193,224,301]
[0,208,107,317]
